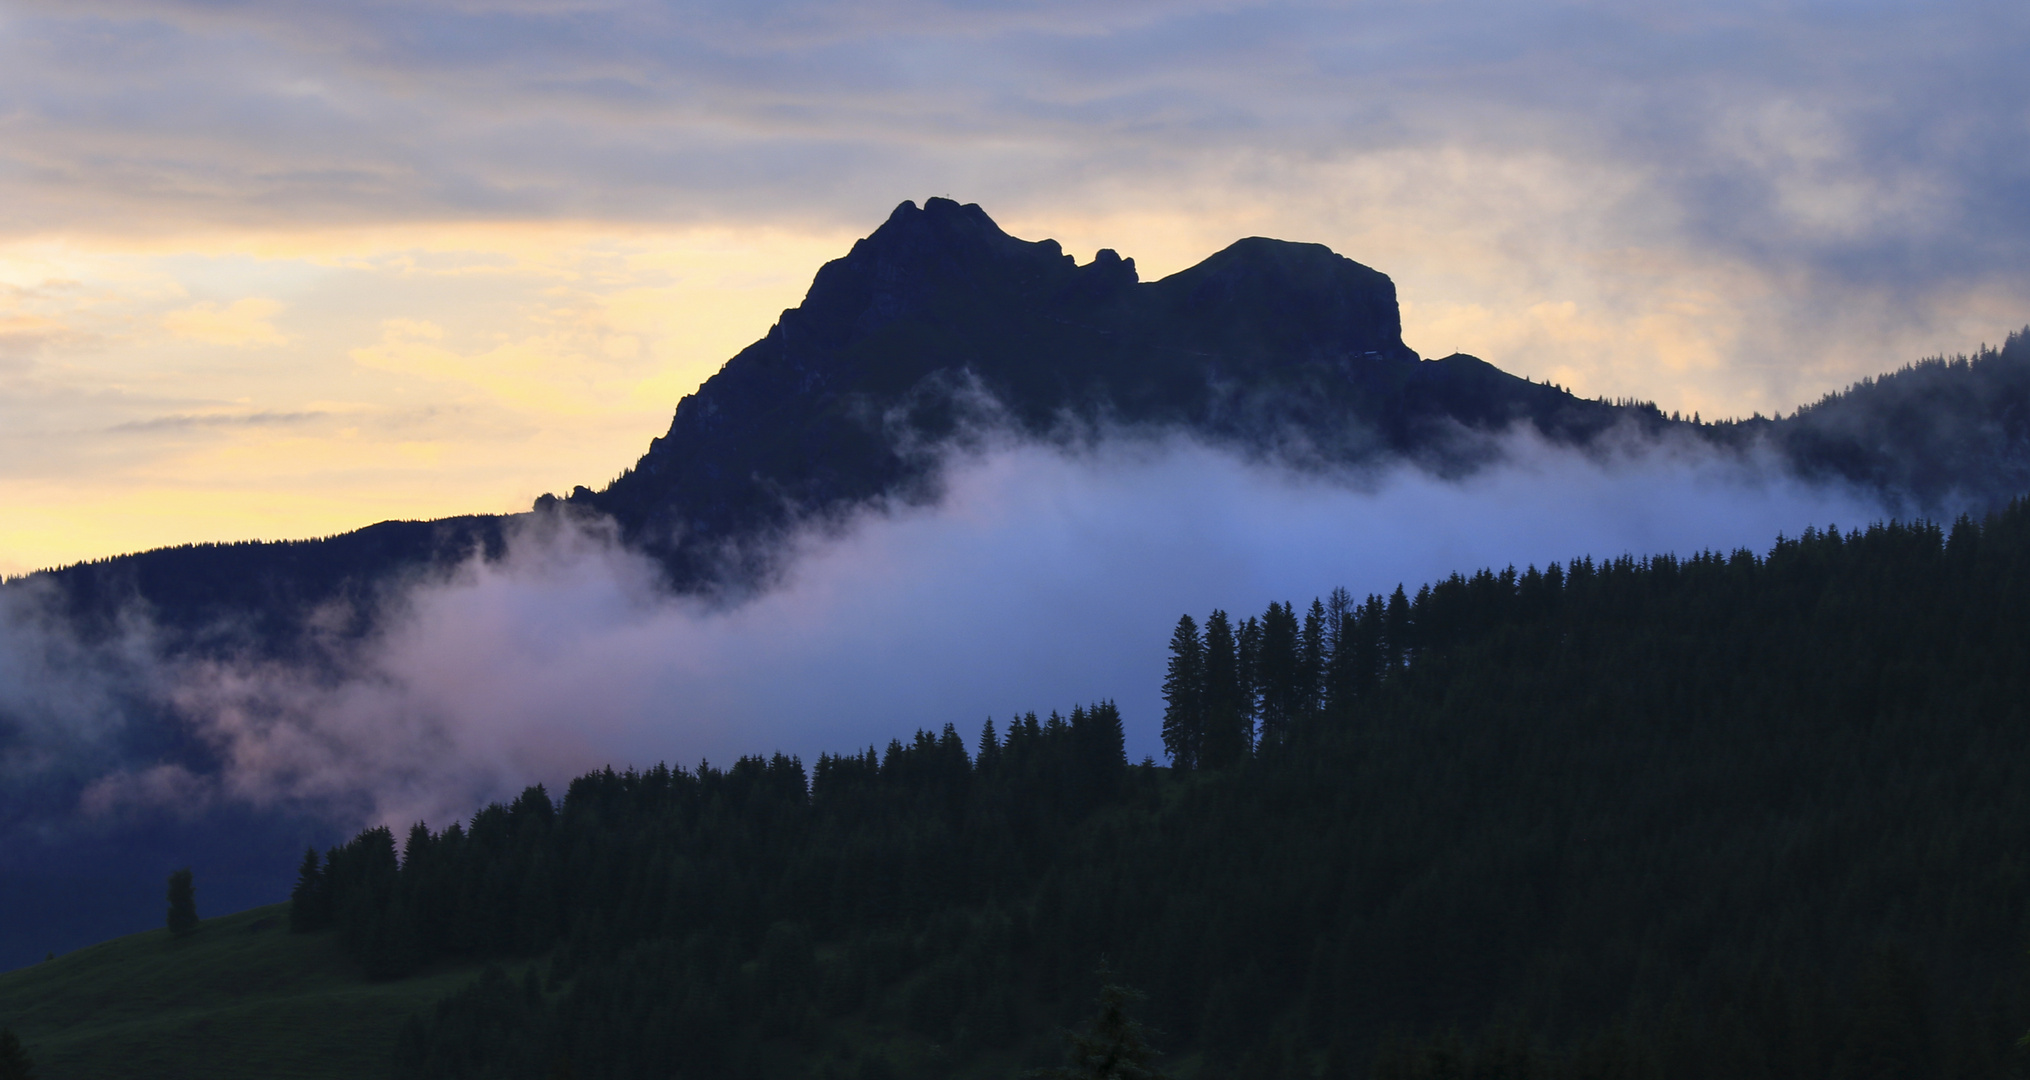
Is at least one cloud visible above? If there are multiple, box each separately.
[107,410,328,433]
[0,579,162,784]
[49,424,1885,832]
[0,1,2022,418]
[5,2,2024,292]
[162,298,289,347]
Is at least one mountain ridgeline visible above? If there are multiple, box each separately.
[586,199,1624,584]
[8,197,2030,983]
[33,197,2030,641]
[290,500,2030,1080]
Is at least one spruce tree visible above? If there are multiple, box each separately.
[1322,587,1355,718]
[1299,598,1326,720]
[1383,584,1412,669]
[166,867,198,937]
[1237,615,1262,726]
[1201,610,1248,768]
[290,847,326,933]
[977,717,1001,772]
[1255,602,1300,746]
[1160,615,1204,770]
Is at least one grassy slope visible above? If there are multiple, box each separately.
[0,904,494,1080]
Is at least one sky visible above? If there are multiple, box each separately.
[2,0,2027,575]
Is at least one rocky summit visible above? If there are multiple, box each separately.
[589,198,1623,579]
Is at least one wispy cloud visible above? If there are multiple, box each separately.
[107,409,328,433]
[0,3,2020,399]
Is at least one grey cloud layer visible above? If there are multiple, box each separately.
[5,1,2026,295]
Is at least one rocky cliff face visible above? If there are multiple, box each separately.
[590,197,1618,581]
[42,198,2023,622]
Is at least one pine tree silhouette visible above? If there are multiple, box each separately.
[166,867,198,937]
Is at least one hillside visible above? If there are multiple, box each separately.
[263,500,2030,1079]
[0,904,501,1080]
[12,502,2030,1077]
[7,197,2030,978]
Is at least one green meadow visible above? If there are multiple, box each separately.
[0,905,492,1080]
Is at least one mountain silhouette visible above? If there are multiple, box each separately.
[587,197,1629,582]
[5,197,2030,971]
[27,198,2030,643]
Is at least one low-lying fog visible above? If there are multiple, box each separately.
[6,424,1888,834]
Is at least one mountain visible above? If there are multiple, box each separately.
[37,198,1642,641]
[587,198,1630,582]
[5,198,2030,974]
[33,198,2030,635]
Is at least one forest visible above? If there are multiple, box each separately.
[292,499,2030,1079]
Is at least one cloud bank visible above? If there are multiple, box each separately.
[4,427,1890,834]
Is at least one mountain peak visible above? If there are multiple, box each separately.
[786,199,1076,348]
[602,199,1538,580]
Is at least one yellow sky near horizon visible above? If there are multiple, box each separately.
[4,2,2025,576]
[0,223,864,576]
[4,199,2021,578]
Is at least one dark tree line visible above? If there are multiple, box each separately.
[1161,585,1415,768]
[299,501,2030,1079]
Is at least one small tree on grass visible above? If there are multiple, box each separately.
[0,1028,37,1080]
[1039,968,1170,1080]
[289,847,328,933]
[166,868,198,937]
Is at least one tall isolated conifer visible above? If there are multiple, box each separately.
[290,847,327,933]
[1161,615,1204,770]
[166,868,198,937]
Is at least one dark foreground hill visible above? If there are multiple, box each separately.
[60,498,2009,1080]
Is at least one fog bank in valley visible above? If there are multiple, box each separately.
[29,427,1876,832]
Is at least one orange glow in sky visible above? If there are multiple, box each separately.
[3,1,2024,573]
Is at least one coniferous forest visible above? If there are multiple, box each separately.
[293,500,2030,1079]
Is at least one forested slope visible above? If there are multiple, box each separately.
[284,500,2030,1079]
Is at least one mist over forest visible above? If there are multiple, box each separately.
[1,418,1888,837]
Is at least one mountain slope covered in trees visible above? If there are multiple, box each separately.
[264,499,2030,1080]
